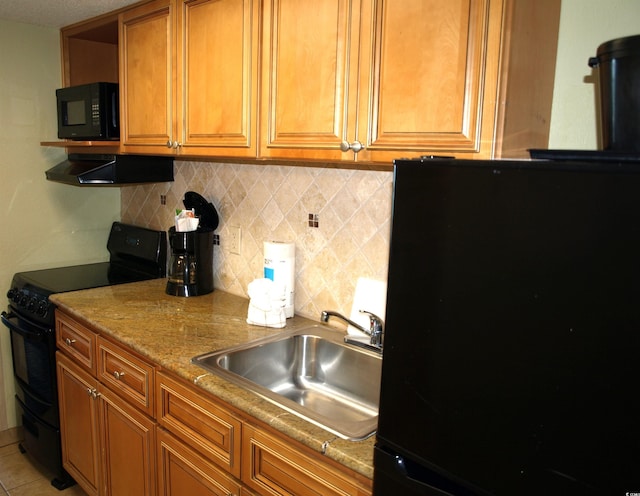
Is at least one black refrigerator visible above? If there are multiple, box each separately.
[374,157,640,496]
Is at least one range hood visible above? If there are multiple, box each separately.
[46,154,174,186]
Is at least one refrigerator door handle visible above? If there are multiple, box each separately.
[374,445,480,496]
[374,445,454,495]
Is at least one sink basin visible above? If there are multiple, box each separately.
[191,325,381,440]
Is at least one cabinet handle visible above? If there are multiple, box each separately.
[350,140,364,153]
[113,371,126,380]
[340,140,365,153]
[166,140,182,149]
[86,388,100,400]
[166,140,173,148]
[64,337,76,346]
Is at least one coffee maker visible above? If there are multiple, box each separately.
[166,192,219,297]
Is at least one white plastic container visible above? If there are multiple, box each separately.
[263,241,295,318]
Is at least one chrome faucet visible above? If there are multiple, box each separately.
[321,309,384,352]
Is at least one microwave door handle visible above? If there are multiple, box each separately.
[112,92,118,128]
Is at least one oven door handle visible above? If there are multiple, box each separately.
[1,310,50,341]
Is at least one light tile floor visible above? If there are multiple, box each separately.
[0,442,87,495]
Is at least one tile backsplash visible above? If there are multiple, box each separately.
[122,161,393,320]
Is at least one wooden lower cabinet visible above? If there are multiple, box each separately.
[242,425,372,496]
[156,371,242,479]
[56,311,157,496]
[157,428,245,496]
[157,371,372,496]
[57,352,101,496]
[57,351,157,496]
[100,385,156,496]
[57,310,372,496]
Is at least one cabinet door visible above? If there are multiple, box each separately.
[99,386,156,496]
[56,352,101,496]
[259,0,360,161]
[157,428,242,496]
[120,0,176,154]
[355,0,504,162]
[178,0,259,157]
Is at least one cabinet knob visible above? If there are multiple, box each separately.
[350,140,364,153]
[166,140,173,148]
[113,371,126,380]
[86,388,100,400]
[64,337,76,346]
[340,140,365,153]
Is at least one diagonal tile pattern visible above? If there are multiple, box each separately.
[122,161,393,320]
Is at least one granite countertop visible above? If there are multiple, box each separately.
[49,278,375,479]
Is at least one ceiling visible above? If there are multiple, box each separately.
[0,0,142,28]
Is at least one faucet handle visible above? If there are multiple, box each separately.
[358,310,384,346]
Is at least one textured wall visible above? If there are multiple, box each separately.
[122,161,393,321]
[549,0,640,149]
[0,19,121,430]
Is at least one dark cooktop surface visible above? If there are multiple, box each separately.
[13,262,157,295]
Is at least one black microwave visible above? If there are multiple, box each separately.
[56,82,119,140]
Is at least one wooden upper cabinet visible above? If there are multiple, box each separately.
[261,0,559,162]
[260,0,498,162]
[355,0,500,162]
[260,0,358,161]
[119,0,259,157]
[120,0,175,154]
[63,0,558,162]
[178,0,259,157]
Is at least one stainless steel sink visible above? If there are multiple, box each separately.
[191,325,381,440]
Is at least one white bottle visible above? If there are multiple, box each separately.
[263,241,295,318]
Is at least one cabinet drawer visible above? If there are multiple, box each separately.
[156,371,242,479]
[55,310,97,374]
[98,337,155,417]
[242,425,372,496]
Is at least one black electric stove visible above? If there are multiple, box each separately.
[2,222,167,490]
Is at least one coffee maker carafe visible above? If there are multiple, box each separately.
[166,192,219,297]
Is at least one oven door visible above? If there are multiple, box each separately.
[1,309,58,427]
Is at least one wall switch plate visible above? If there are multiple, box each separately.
[228,226,241,255]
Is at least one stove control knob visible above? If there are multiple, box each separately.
[6,288,16,300]
[36,301,48,317]
[18,293,29,307]
[8,289,21,303]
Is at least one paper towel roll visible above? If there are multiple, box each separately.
[264,241,295,318]
[348,277,387,337]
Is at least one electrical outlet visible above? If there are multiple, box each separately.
[228,226,241,255]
